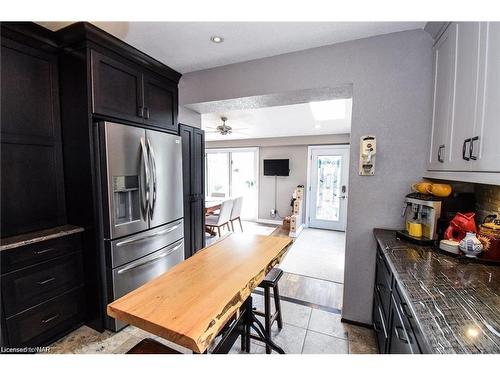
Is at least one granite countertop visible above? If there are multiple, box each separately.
[374,228,500,354]
[0,225,84,251]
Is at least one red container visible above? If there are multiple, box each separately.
[443,212,477,242]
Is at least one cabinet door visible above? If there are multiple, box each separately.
[472,22,500,172]
[143,73,178,133]
[1,39,66,237]
[428,23,457,170]
[448,22,481,171]
[91,50,143,123]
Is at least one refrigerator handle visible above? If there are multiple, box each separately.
[147,137,157,219]
[140,137,150,220]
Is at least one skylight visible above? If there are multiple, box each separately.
[309,99,347,121]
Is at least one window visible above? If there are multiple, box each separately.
[205,148,259,220]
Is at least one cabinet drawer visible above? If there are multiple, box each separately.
[1,233,82,274]
[375,250,392,318]
[389,291,421,354]
[1,252,83,317]
[373,293,388,353]
[5,287,84,347]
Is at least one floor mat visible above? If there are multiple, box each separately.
[279,228,345,283]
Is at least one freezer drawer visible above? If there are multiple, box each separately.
[107,219,184,268]
[109,238,184,330]
[111,238,184,300]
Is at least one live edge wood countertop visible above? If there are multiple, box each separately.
[107,233,292,353]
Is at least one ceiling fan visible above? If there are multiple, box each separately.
[204,116,248,136]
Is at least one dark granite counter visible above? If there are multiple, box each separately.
[374,228,500,354]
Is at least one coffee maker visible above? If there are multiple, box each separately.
[397,193,442,244]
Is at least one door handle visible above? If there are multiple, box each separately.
[115,220,182,247]
[33,248,56,256]
[144,107,150,120]
[437,144,445,163]
[41,314,60,324]
[140,137,150,220]
[469,136,479,160]
[117,240,183,274]
[146,137,157,220]
[462,139,471,161]
[36,277,56,286]
[395,326,409,344]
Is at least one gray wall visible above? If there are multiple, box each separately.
[178,106,201,128]
[180,29,433,324]
[207,134,350,222]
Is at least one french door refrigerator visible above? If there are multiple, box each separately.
[99,121,184,330]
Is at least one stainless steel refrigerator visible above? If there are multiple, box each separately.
[99,121,184,331]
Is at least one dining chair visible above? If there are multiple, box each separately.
[229,196,244,232]
[205,199,233,237]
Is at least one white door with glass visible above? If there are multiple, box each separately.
[205,148,259,220]
[308,146,349,231]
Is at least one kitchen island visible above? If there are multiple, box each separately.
[107,233,292,353]
[373,229,500,354]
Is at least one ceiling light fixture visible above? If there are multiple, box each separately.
[309,99,346,121]
[210,35,224,43]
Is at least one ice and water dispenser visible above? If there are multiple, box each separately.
[112,176,141,225]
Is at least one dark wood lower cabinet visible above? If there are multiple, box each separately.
[180,124,205,259]
[0,231,85,348]
[373,246,424,354]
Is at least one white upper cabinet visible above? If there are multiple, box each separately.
[428,23,457,170]
[448,22,481,170]
[473,22,500,172]
[428,22,500,175]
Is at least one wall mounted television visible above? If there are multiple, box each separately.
[263,159,289,176]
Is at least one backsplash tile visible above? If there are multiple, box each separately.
[475,184,500,223]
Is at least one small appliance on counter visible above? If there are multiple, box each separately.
[396,191,475,245]
[477,215,500,262]
[397,192,442,245]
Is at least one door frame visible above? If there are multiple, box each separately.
[305,144,350,231]
[204,147,260,220]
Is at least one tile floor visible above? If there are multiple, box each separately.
[48,293,377,354]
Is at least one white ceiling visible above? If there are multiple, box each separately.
[38,22,425,73]
[202,99,352,141]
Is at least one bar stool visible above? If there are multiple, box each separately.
[252,268,284,354]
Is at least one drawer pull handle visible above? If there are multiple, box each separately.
[41,314,60,324]
[33,248,56,255]
[469,136,479,160]
[395,326,409,344]
[37,277,56,285]
[373,321,382,333]
[400,302,412,318]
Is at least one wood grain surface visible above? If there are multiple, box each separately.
[107,233,292,353]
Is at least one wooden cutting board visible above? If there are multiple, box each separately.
[107,233,292,353]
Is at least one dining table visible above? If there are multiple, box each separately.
[205,199,223,215]
[107,233,292,354]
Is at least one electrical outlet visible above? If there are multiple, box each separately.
[270,209,276,216]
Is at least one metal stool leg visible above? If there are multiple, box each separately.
[273,285,283,330]
[264,286,272,354]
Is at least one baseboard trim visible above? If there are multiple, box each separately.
[256,218,282,225]
[340,318,373,329]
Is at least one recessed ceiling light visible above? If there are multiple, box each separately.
[210,35,224,43]
[309,99,346,121]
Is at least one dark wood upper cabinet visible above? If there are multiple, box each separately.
[143,73,178,132]
[90,49,178,133]
[1,35,65,237]
[91,50,143,123]
[1,41,56,140]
